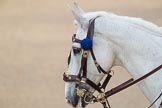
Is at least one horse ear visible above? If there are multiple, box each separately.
[68,1,85,24]
[73,0,85,15]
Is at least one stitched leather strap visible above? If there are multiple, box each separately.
[90,49,109,74]
[103,65,162,99]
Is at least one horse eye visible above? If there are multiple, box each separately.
[73,47,82,55]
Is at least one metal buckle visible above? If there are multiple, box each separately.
[96,93,106,103]
[81,78,87,83]
[75,78,80,84]
[76,87,86,97]
[64,74,72,80]
[84,92,94,104]
[83,51,89,58]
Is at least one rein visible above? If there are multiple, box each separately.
[63,17,162,108]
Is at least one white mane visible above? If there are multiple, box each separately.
[84,11,162,37]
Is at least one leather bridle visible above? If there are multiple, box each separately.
[63,18,112,107]
[63,17,162,108]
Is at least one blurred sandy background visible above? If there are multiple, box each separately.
[0,0,161,108]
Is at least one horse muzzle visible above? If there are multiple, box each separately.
[65,82,94,108]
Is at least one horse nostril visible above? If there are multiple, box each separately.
[66,98,71,104]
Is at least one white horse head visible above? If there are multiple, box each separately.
[64,2,162,108]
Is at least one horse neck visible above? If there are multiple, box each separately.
[97,17,162,107]
[112,37,162,108]
[96,17,162,77]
